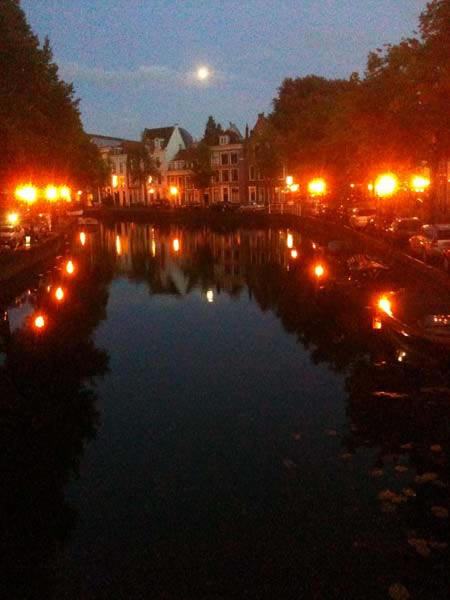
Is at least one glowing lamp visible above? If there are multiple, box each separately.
[173,238,180,252]
[411,176,430,192]
[55,287,64,302]
[287,233,294,249]
[15,185,37,204]
[308,179,326,195]
[116,236,122,256]
[170,186,178,196]
[378,295,392,317]
[59,186,71,201]
[79,231,86,246]
[65,260,75,275]
[34,315,46,330]
[289,184,299,192]
[375,174,398,197]
[206,290,214,303]
[314,264,325,278]
[45,185,58,201]
[291,249,298,259]
[7,213,19,225]
[112,175,118,188]
[286,176,294,187]
[372,317,382,330]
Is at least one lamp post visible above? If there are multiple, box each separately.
[374,174,398,220]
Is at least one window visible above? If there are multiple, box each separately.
[211,152,220,166]
[221,153,229,166]
[259,188,265,204]
[223,187,229,202]
[249,186,256,203]
[219,135,229,145]
[231,169,238,182]
[231,187,239,203]
[213,188,220,202]
[154,138,161,149]
[230,152,238,164]
[222,170,229,182]
[249,166,255,181]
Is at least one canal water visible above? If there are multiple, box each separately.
[1,223,448,600]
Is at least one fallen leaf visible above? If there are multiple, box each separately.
[430,444,442,453]
[415,472,438,484]
[369,468,384,478]
[340,453,353,460]
[400,442,413,450]
[378,489,397,502]
[388,583,410,600]
[373,391,409,398]
[407,538,430,557]
[394,465,409,473]
[431,506,448,519]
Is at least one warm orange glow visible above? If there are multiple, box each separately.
[411,175,430,192]
[151,239,156,257]
[290,249,298,259]
[15,185,37,204]
[375,174,398,197]
[378,295,393,317]
[65,260,75,275]
[45,185,58,201]
[59,186,71,201]
[149,188,155,195]
[372,317,382,330]
[34,315,46,329]
[287,233,294,249]
[368,183,374,191]
[173,238,180,252]
[112,175,118,188]
[116,235,122,255]
[55,287,64,302]
[314,264,325,278]
[286,175,294,186]
[79,231,86,246]
[289,183,299,192]
[170,186,178,196]
[308,179,326,195]
[148,176,153,184]
[7,212,19,225]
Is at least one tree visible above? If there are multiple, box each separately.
[0,0,105,191]
[184,140,213,193]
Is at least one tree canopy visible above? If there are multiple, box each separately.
[0,0,105,191]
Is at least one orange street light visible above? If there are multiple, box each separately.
[15,185,37,204]
[45,185,58,202]
[79,231,86,246]
[290,249,298,259]
[170,186,178,196]
[54,287,65,302]
[65,260,75,275]
[33,314,46,330]
[411,175,430,193]
[375,174,398,197]
[286,175,294,187]
[59,186,71,201]
[116,235,122,256]
[378,295,393,317]
[314,263,325,278]
[289,183,299,192]
[172,238,180,253]
[7,212,19,225]
[308,179,326,196]
[287,233,294,249]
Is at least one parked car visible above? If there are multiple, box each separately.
[385,217,422,245]
[349,207,377,229]
[408,223,450,263]
[0,224,25,249]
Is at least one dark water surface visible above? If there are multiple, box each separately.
[1,223,448,599]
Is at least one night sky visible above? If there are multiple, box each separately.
[21,0,428,140]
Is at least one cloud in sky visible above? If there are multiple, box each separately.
[60,62,229,89]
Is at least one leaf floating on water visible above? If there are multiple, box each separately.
[429,541,448,551]
[415,472,438,484]
[402,488,416,498]
[369,468,384,478]
[407,538,431,557]
[400,442,413,450]
[373,391,409,399]
[430,444,443,453]
[282,458,297,470]
[325,428,338,437]
[431,506,448,519]
[388,583,410,600]
[394,465,409,473]
[378,489,397,502]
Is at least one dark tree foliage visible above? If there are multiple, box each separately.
[184,140,213,191]
[124,139,158,188]
[0,0,105,190]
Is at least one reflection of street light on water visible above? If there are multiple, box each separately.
[206,290,214,303]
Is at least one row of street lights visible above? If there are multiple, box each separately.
[15,184,74,205]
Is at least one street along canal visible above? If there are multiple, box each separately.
[1,222,448,599]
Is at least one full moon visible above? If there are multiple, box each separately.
[197,66,210,81]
